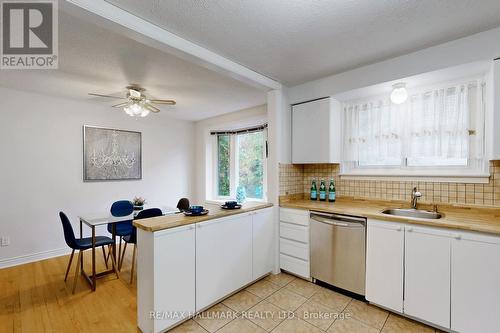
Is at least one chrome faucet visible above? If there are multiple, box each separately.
[411,187,422,209]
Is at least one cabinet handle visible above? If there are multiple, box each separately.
[407,227,413,232]
[396,226,402,231]
[454,234,462,240]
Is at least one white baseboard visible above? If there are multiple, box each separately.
[0,240,124,269]
[0,247,72,269]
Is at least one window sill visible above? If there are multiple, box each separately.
[206,199,268,205]
[339,173,490,183]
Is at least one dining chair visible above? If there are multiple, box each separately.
[176,198,190,212]
[59,212,119,294]
[120,208,163,284]
[106,200,134,268]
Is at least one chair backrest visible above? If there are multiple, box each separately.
[110,200,134,217]
[59,212,77,249]
[135,208,163,220]
[129,208,163,244]
[176,198,190,212]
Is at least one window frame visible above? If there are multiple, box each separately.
[340,77,489,182]
[212,129,268,202]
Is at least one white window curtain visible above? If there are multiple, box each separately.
[343,79,485,173]
[407,82,483,166]
[343,99,405,168]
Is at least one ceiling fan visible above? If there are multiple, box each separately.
[89,85,176,118]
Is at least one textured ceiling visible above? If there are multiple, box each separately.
[0,10,266,121]
[105,0,500,85]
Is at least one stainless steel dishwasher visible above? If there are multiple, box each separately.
[310,211,367,296]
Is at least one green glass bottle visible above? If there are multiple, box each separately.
[328,178,336,202]
[310,179,317,201]
[319,179,326,201]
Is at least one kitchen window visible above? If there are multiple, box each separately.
[342,78,487,180]
[212,125,267,201]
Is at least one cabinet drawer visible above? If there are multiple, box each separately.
[280,238,309,261]
[280,253,310,279]
[280,222,309,243]
[280,208,309,226]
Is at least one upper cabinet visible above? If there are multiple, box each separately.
[491,59,500,159]
[291,97,342,164]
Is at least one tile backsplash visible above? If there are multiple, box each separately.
[279,161,500,207]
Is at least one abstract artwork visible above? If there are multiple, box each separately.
[83,126,142,181]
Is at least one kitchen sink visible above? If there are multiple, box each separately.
[381,208,442,219]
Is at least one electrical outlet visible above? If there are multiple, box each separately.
[0,236,10,247]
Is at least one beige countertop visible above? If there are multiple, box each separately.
[134,202,273,232]
[280,198,500,235]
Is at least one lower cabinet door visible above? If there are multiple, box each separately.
[451,232,500,333]
[404,225,451,329]
[252,208,275,279]
[153,225,196,333]
[365,220,404,313]
[196,214,253,311]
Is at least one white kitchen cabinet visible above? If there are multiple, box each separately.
[451,231,500,333]
[196,213,253,311]
[137,225,196,333]
[404,225,451,329]
[491,59,500,159]
[279,208,310,278]
[291,97,342,163]
[365,219,404,313]
[252,208,275,279]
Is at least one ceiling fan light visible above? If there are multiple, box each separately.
[390,83,408,104]
[123,105,133,115]
[129,89,141,99]
[140,109,150,117]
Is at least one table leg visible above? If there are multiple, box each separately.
[92,226,96,291]
[112,224,117,272]
[79,219,83,271]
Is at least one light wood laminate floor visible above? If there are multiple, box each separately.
[0,251,440,333]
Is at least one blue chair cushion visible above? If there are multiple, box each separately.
[74,236,114,250]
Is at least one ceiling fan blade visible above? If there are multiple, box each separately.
[150,99,176,105]
[112,102,129,108]
[88,93,126,99]
[145,103,161,113]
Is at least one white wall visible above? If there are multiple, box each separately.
[0,87,195,267]
[288,27,500,104]
[193,105,267,203]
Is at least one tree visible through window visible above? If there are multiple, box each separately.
[217,135,230,196]
[238,132,264,199]
[215,128,266,200]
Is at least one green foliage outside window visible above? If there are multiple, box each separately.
[217,135,230,196]
[217,130,265,199]
[238,132,264,199]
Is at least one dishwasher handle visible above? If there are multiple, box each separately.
[310,214,365,228]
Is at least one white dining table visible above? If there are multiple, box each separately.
[78,206,178,291]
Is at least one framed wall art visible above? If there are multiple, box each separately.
[83,126,142,181]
